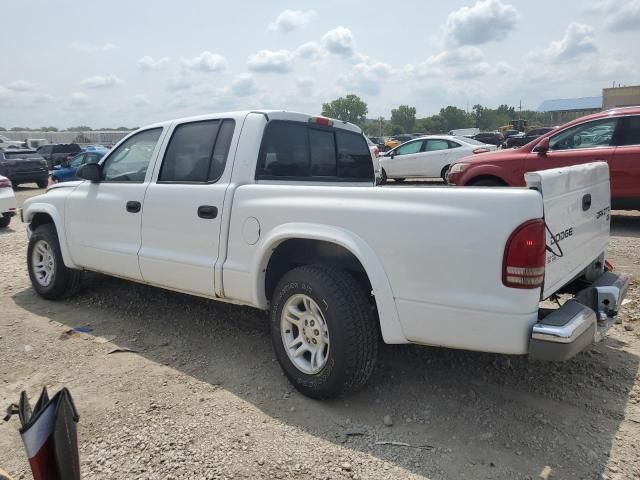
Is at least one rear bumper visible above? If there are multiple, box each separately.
[529,271,629,361]
[6,171,49,183]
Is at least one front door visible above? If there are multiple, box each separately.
[385,139,425,177]
[524,117,620,179]
[65,128,165,280]
[139,119,235,297]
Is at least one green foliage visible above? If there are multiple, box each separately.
[40,126,58,132]
[390,124,404,135]
[0,127,6,131]
[321,94,368,125]
[66,125,93,131]
[390,105,416,133]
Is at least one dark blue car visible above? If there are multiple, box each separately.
[51,150,107,183]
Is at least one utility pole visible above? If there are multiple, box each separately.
[378,117,384,136]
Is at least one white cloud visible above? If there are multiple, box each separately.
[322,26,356,56]
[537,22,597,63]
[268,9,316,33]
[339,59,393,95]
[294,41,323,60]
[133,94,151,107]
[181,51,228,73]
[7,80,36,92]
[69,92,90,107]
[406,47,491,80]
[586,0,640,32]
[247,49,293,73]
[68,42,118,52]
[444,0,519,46]
[81,74,124,89]
[296,77,314,96]
[230,74,258,96]
[138,56,171,71]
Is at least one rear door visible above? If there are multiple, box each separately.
[525,162,610,299]
[138,119,235,296]
[610,115,640,207]
[524,118,620,175]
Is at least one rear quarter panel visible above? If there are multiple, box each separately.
[224,184,544,354]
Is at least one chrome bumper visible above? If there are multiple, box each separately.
[529,271,629,361]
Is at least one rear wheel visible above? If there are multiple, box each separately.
[270,265,379,399]
[0,216,10,228]
[470,178,505,187]
[27,224,82,299]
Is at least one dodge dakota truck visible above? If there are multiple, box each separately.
[21,110,629,399]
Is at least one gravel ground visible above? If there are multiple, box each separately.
[1,185,639,480]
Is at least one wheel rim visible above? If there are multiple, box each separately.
[32,239,55,287]
[280,294,330,374]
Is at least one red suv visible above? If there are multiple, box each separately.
[447,106,640,210]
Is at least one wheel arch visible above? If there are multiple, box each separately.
[255,223,406,344]
[466,174,508,186]
[24,204,78,269]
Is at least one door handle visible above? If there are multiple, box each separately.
[197,205,218,219]
[126,201,141,213]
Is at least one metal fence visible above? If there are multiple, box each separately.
[0,131,131,146]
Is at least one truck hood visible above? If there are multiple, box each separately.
[47,180,82,192]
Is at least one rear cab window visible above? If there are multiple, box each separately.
[256,121,373,182]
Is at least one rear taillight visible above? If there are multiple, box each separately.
[472,147,490,154]
[309,116,334,126]
[0,178,12,188]
[503,219,545,289]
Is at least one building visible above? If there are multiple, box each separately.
[537,96,602,124]
[603,85,640,109]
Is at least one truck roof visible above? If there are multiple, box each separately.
[147,110,363,134]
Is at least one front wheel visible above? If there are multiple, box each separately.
[380,168,388,185]
[37,180,48,189]
[0,215,10,228]
[27,224,82,299]
[440,165,450,181]
[270,265,379,399]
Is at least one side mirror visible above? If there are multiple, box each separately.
[534,137,550,154]
[76,162,101,182]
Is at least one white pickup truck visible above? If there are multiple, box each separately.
[21,110,629,399]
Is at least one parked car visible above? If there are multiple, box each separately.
[36,144,82,169]
[379,135,496,182]
[0,175,18,228]
[0,150,49,188]
[473,131,504,146]
[502,129,521,140]
[448,128,479,137]
[21,110,627,399]
[50,150,108,183]
[503,127,556,148]
[383,134,414,151]
[447,106,640,209]
[0,135,24,150]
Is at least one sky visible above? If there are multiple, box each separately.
[1,0,639,128]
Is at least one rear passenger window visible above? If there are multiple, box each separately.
[256,121,373,181]
[618,116,640,146]
[159,119,234,183]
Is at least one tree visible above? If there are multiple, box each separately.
[40,126,58,132]
[0,127,6,131]
[66,125,93,131]
[390,105,416,133]
[321,94,368,125]
[438,106,472,132]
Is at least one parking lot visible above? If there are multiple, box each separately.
[0,185,638,480]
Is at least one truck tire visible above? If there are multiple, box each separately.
[27,224,82,300]
[0,215,10,228]
[470,178,504,187]
[270,264,379,399]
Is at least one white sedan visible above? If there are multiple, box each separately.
[0,175,17,228]
[379,135,496,182]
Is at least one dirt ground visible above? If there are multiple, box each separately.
[1,184,639,480]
